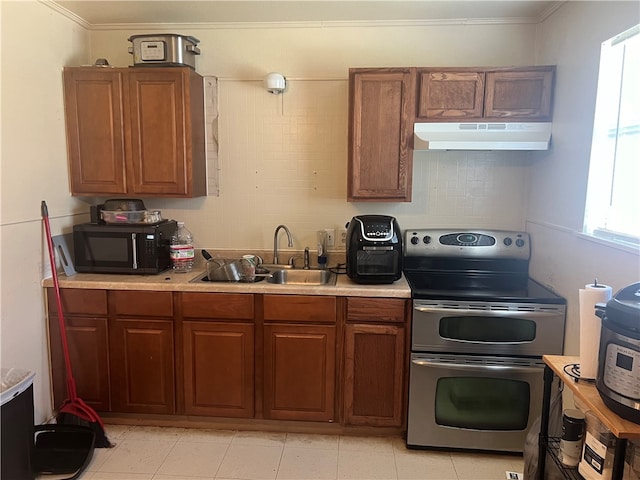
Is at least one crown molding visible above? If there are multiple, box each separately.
[40,0,91,29]
[537,1,566,22]
[87,17,542,31]
[39,0,547,32]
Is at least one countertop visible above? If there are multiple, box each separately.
[42,266,411,298]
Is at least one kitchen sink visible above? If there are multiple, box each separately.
[188,268,336,286]
[266,269,336,286]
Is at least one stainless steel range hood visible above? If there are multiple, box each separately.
[413,122,552,151]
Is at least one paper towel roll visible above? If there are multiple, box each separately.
[579,282,613,379]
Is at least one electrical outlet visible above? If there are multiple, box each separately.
[324,228,335,248]
[339,228,348,248]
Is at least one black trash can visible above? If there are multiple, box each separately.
[1,368,36,480]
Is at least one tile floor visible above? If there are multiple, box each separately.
[47,424,525,480]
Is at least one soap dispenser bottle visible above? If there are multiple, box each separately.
[317,230,328,269]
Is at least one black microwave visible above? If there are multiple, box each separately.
[73,220,177,274]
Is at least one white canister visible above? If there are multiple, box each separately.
[560,409,586,467]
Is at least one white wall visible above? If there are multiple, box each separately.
[1,0,91,422]
[530,1,640,355]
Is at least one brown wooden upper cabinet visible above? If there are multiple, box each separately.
[348,68,416,202]
[416,66,555,121]
[63,66,206,197]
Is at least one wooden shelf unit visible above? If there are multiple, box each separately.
[538,355,640,480]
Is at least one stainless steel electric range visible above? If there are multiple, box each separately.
[403,229,566,453]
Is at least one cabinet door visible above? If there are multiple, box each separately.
[63,67,127,195]
[484,68,554,120]
[417,70,485,120]
[48,315,111,412]
[344,324,405,427]
[127,68,205,197]
[183,321,254,417]
[110,318,175,414]
[263,324,336,421]
[348,68,415,202]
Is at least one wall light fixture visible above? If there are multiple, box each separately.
[264,72,287,94]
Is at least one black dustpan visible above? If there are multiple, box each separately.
[32,424,95,480]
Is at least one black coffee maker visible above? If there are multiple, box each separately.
[346,215,403,284]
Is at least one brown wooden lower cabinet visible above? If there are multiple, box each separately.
[183,321,254,417]
[343,323,405,427]
[110,318,175,414]
[46,288,409,429]
[263,324,336,422]
[48,315,111,412]
[46,288,111,411]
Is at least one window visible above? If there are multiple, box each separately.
[583,24,640,249]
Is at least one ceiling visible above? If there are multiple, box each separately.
[52,1,563,26]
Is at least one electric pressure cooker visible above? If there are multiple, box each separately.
[595,282,640,424]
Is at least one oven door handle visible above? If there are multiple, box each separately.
[411,358,542,374]
[413,306,561,317]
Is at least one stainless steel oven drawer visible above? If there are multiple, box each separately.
[406,353,545,452]
[412,300,566,357]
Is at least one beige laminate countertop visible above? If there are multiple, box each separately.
[42,266,411,298]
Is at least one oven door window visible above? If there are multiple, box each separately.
[439,316,536,343]
[435,377,530,430]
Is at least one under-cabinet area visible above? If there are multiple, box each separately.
[45,285,410,432]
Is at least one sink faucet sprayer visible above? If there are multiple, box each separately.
[273,225,293,265]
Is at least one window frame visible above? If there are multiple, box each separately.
[582,24,640,253]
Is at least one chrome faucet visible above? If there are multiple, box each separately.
[273,224,293,265]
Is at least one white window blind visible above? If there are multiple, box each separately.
[584,24,640,249]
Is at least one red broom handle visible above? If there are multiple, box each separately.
[41,201,78,401]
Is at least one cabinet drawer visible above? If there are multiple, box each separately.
[346,298,406,324]
[113,290,173,317]
[181,293,254,320]
[263,295,336,323]
[47,288,107,315]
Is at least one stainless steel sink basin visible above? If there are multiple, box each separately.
[266,269,336,286]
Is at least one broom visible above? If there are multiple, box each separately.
[41,201,112,448]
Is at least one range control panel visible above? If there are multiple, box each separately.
[404,229,530,259]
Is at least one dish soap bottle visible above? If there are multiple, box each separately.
[170,222,195,273]
[317,230,328,269]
